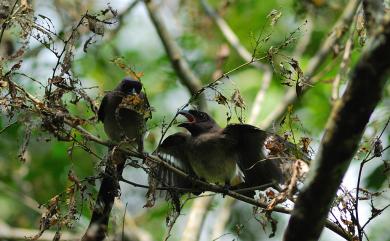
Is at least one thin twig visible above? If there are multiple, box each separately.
[361,204,390,230]
[332,37,354,101]
[0,221,79,241]
[6,79,350,240]
[0,181,44,214]
[0,0,19,46]
[200,1,276,237]
[355,116,390,240]
[200,0,268,71]
[46,13,87,97]
[0,121,18,135]
[106,0,140,39]
[259,0,360,129]
[283,14,390,241]
[248,70,272,124]
[114,200,153,241]
[293,17,314,59]
[332,11,358,101]
[181,194,214,241]
[144,0,206,110]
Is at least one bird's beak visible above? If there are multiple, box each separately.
[131,89,137,94]
[178,110,195,127]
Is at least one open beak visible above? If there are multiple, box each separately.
[177,110,195,126]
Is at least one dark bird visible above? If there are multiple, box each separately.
[156,109,310,196]
[83,78,151,241]
[98,77,151,152]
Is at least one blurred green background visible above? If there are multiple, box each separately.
[0,0,389,240]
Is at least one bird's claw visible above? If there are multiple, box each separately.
[222,182,231,197]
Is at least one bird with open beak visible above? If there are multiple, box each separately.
[157,109,310,195]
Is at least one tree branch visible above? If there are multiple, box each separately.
[283,16,390,241]
[259,0,360,129]
[81,151,126,241]
[0,221,79,241]
[114,200,153,241]
[144,0,206,110]
[6,79,350,240]
[200,0,268,71]
[181,194,214,241]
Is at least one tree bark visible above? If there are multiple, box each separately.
[283,16,390,241]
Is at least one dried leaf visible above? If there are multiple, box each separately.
[215,93,228,105]
[110,57,141,80]
[11,61,22,71]
[231,89,245,109]
[144,175,157,208]
[300,137,311,154]
[267,9,282,26]
[83,36,94,53]
[18,122,32,162]
[87,16,105,35]
[68,170,81,188]
[374,138,383,157]
[265,137,285,155]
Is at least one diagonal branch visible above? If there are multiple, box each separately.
[198,2,274,238]
[200,0,273,124]
[81,151,126,241]
[283,16,390,241]
[144,0,206,110]
[6,79,350,240]
[0,221,79,241]
[181,193,214,241]
[200,0,268,71]
[259,0,360,129]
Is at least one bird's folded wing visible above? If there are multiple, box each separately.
[223,124,285,187]
[97,94,108,122]
[155,133,196,192]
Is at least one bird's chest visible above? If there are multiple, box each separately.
[103,98,143,142]
[103,108,123,141]
[188,136,237,184]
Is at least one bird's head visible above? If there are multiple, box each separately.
[116,77,143,95]
[178,110,219,136]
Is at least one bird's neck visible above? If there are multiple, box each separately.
[190,125,221,137]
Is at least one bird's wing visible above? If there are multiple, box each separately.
[97,94,108,122]
[223,124,285,187]
[155,133,196,193]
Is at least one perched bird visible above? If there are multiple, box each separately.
[83,78,151,241]
[98,77,151,152]
[156,109,309,195]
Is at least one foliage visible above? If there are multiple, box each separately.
[0,0,389,241]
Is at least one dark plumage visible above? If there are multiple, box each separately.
[98,77,151,151]
[156,109,310,195]
[156,133,195,192]
[84,78,151,241]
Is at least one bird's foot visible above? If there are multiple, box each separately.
[221,182,231,197]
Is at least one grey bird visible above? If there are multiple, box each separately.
[156,109,310,195]
[98,77,151,152]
